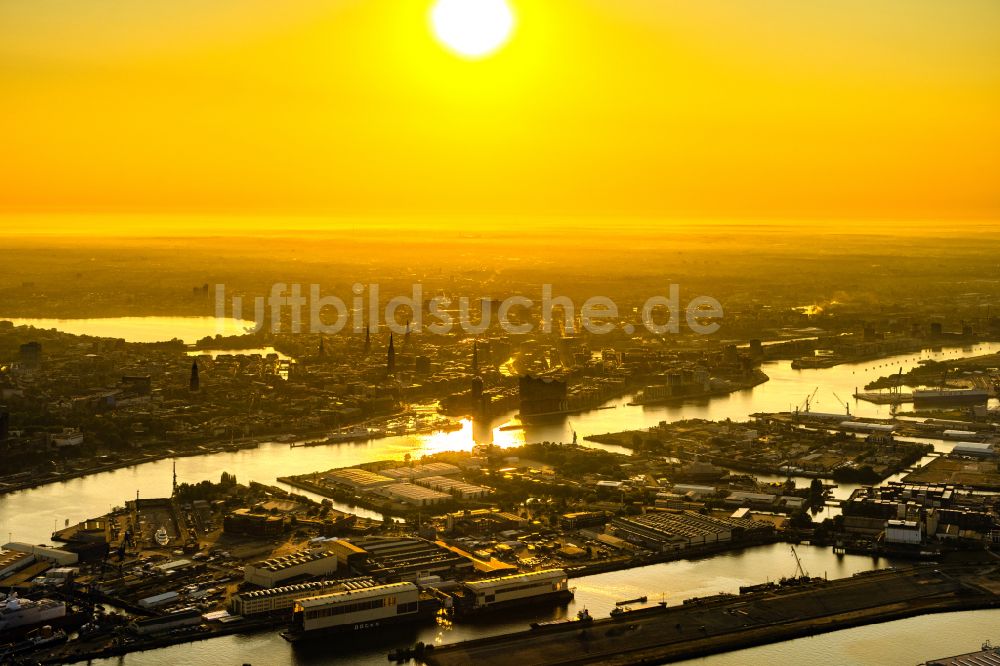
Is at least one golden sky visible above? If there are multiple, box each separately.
[1,0,998,223]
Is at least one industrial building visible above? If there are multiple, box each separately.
[2,542,79,566]
[244,548,338,588]
[413,476,491,500]
[224,508,285,537]
[324,468,395,491]
[671,484,716,499]
[951,442,995,458]
[610,510,771,552]
[379,483,453,507]
[230,578,375,616]
[724,491,777,508]
[444,509,527,535]
[885,519,922,545]
[842,483,996,542]
[348,536,475,582]
[138,591,180,609]
[381,462,462,481]
[839,421,896,434]
[560,511,609,529]
[0,550,35,578]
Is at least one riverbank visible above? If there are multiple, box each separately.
[37,616,287,664]
[0,431,330,499]
[626,369,769,407]
[422,564,1000,666]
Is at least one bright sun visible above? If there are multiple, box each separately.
[430,0,515,59]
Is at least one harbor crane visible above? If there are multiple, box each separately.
[790,545,808,579]
[800,386,819,413]
[832,391,850,416]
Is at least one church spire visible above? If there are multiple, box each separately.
[387,334,396,375]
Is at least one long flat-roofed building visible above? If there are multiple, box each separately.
[230,577,375,616]
[380,483,452,506]
[0,550,35,578]
[324,468,394,491]
[380,462,462,481]
[244,548,338,588]
[415,476,491,499]
[349,536,475,582]
[610,510,771,552]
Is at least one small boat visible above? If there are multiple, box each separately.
[615,596,647,606]
[530,608,592,630]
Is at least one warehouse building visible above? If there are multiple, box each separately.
[224,509,284,537]
[951,442,995,458]
[885,519,922,545]
[324,468,394,491]
[349,536,475,582]
[610,510,771,552]
[2,542,78,566]
[0,550,35,578]
[230,577,375,616]
[380,483,453,506]
[414,476,491,500]
[380,462,462,481]
[244,548,338,588]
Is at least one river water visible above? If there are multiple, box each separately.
[1,316,255,344]
[1,325,998,664]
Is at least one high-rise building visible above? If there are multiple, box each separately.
[18,342,41,368]
[190,360,200,392]
[472,342,479,375]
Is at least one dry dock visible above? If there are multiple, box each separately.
[422,565,1000,666]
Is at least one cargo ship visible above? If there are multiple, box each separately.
[281,582,440,642]
[447,569,574,618]
[913,388,988,406]
[0,595,66,633]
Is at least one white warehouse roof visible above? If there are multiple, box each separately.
[297,582,417,609]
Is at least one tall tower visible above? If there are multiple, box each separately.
[387,334,396,375]
[189,360,200,392]
[472,341,479,375]
[172,460,178,497]
[318,337,325,358]
[364,325,371,354]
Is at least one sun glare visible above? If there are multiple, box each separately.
[430,0,515,59]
